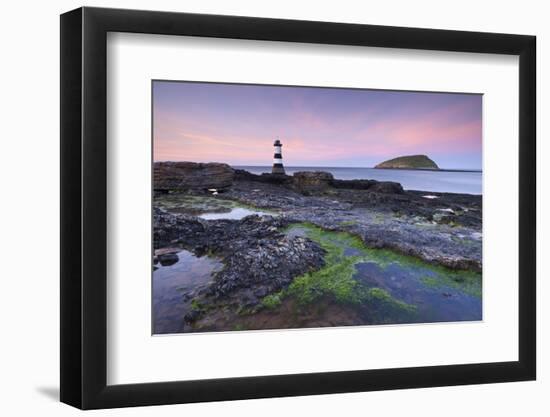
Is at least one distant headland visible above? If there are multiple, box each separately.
[375,155,439,170]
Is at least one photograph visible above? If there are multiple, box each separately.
[152,81,483,334]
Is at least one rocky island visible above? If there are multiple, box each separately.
[152,161,482,334]
[375,154,440,170]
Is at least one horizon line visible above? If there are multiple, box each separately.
[153,161,482,172]
[232,164,483,172]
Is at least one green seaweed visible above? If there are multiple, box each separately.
[286,255,363,305]
[273,223,481,310]
[266,223,417,313]
[420,272,481,298]
[365,288,416,313]
[261,293,282,309]
[187,298,206,319]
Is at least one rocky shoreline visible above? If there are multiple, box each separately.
[153,162,482,332]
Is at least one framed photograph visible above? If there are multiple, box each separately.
[60,7,536,409]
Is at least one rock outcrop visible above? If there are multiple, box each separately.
[375,155,439,170]
[292,171,334,193]
[330,178,404,194]
[153,208,325,315]
[234,169,404,194]
[368,181,404,194]
[154,162,235,192]
[233,169,292,185]
[220,178,482,270]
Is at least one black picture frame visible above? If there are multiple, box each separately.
[60,6,536,410]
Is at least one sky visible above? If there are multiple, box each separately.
[153,81,482,170]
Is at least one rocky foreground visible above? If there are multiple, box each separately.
[153,162,482,332]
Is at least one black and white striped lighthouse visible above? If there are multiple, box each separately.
[272,139,285,175]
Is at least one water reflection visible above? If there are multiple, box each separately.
[354,262,481,323]
[153,250,222,334]
[285,224,481,325]
[199,207,274,220]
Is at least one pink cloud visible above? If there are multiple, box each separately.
[153,91,481,165]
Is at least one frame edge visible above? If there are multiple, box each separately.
[518,34,537,380]
[60,7,84,409]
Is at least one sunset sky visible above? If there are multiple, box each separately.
[153,81,482,170]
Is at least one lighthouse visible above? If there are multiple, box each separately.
[272,139,285,175]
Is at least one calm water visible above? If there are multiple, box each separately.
[353,262,481,323]
[235,166,482,195]
[199,207,274,220]
[153,250,222,334]
[286,225,481,325]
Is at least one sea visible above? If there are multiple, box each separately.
[234,166,482,195]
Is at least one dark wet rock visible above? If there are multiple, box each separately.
[233,169,292,185]
[331,178,404,194]
[153,209,206,248]
[154,247,181,256]
[355,224,482,272]
[225,177,480,228]
[433,214,456,225]
[207,234,325,304]
[154,161,234,192]
[158,253,179,266]
[368,181,404,194]
[330,179,377,190]
[219,176,482,271]
[184,309,201,323]
[153,167,483,327]
[292,171,334,193]
[233,169,404,195]
[154,208,325,314]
